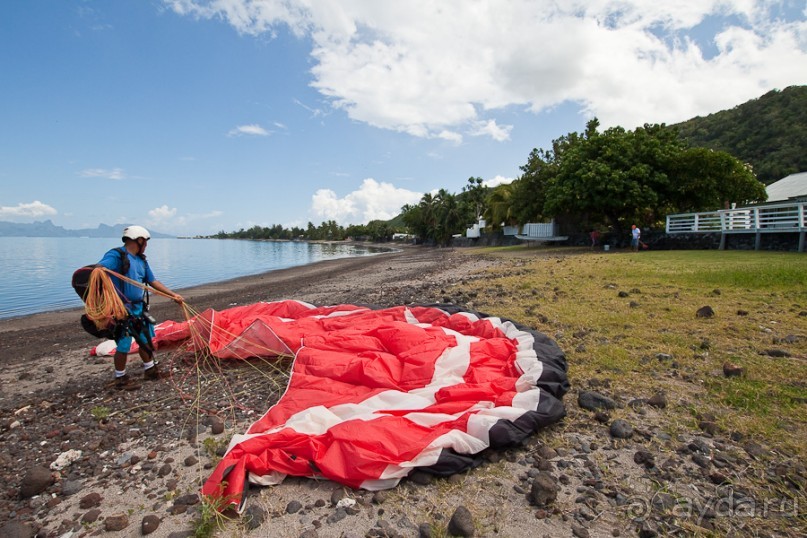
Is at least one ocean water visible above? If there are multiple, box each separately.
[0,237,390,320]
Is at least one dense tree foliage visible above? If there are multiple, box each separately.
[401,178,488,245]
[212,219,401,242]
[513,119,766,231]
[673,85,807,185]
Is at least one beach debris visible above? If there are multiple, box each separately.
[50,449,82,471]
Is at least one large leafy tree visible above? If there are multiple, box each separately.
[671,147,766,211]
[510,133,574,224]
[543,120,678,228]
[527,119,766,231]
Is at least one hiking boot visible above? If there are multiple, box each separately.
[143,364,161,381]
[114,374,141,391]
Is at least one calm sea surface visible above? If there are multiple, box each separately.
[0,237,391,320]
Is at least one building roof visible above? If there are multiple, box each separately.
[765,172,807,202]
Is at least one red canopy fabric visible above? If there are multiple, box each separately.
[148,300,569,510]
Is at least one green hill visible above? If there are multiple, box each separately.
[672,85,807,185]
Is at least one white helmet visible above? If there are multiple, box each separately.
[122,225,151,242]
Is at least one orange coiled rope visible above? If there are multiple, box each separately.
[84,267,129,330]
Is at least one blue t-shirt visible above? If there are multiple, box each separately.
[98,247,155,304]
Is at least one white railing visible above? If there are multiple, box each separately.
[666,202,806,234]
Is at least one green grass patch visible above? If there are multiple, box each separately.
[453,248,807,459]
[710,377,807,416]
[614,251,807,291]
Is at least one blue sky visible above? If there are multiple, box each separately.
[1,1,805,236]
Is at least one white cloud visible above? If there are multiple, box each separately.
[483,175,515,188]
[470,120,512,142]
[79,168,126,180]
[227,124,269,137]
[0,200,57,218]
[148,205,178,221]
[145,205,222,230]
[437,130,463,144]
[169,1,807,135]
[310,178,422,225]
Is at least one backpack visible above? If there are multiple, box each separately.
[72,248,131,338]
[72,247,130,302]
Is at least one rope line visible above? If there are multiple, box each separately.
[87,265,294,435]
[83,268,129,330]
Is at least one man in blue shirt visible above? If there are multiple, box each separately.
[631,225,641,252]
[99,225,183,390]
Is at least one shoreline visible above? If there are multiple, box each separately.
[0,240,401,329]
[0,246,485,366]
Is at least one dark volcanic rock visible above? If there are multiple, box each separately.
[722,362,744,377]
[19,465,52,498]
[81,508,102,524]
[696,306,715,318]
[529,472,559,507]
[209,415,225,435]
[634,450,655,468]
[447,505,475,537]
[141,514,161,535]
[104,513,129,532]
[647,393,667,409]
[578,391,617,411]
[0,521,35,538]
[610,419,633,439]
[244,504,267,530]
[79,492,102,509]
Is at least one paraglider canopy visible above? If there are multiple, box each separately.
[150,300,570,511]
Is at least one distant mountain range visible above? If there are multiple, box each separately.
[0,220,174,238]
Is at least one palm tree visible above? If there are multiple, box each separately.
[485,183,516,230]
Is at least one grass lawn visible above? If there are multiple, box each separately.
[455,246,807,461]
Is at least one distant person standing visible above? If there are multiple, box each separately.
[631,225,641,252]
[590,229,601,250]
[98,225,184,390]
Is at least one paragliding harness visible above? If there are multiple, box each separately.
[71,247,156,354]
